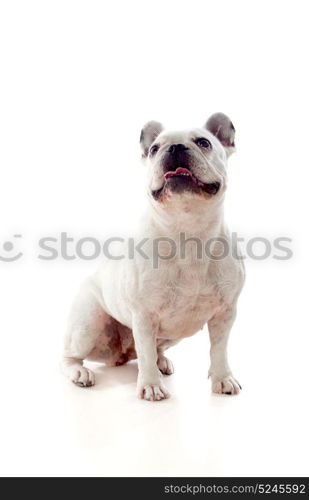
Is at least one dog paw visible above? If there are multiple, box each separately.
[137,381,170,401]
[157,355,174,375]
[211,375,241,395]
[69,366,95,387]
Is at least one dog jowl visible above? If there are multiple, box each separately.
[61,112,244,401]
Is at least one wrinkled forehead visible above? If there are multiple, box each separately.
[157,128,217,144]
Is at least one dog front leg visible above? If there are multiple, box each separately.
[208,306,242,395]
[132,313,170,401]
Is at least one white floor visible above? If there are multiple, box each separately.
[0,264,308,477]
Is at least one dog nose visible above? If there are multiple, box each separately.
[167,143,189,154]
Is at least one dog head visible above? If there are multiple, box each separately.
[140,113,235,206]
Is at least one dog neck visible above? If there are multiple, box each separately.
[146,194,225,241]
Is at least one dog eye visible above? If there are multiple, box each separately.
[196,138,212,150]
[149,144,159,156]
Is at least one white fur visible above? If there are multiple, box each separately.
[61,116,245,401]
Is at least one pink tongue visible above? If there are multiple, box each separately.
[164,167,191,179]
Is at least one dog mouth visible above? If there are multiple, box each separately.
[152,167,220,200]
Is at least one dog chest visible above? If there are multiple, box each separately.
[148,265,223,339]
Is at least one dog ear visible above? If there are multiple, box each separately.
[205,112,235,157]
[140,121,164,158]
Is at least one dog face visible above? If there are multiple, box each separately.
[140,113,235,204]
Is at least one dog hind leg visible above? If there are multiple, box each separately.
[60,277,110,387]
[156,339,179,375]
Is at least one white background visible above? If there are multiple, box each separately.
[0,0,308,477]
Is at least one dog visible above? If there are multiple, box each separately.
[61,112,245,401]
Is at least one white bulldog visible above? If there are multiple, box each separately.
[61,112,245,401]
